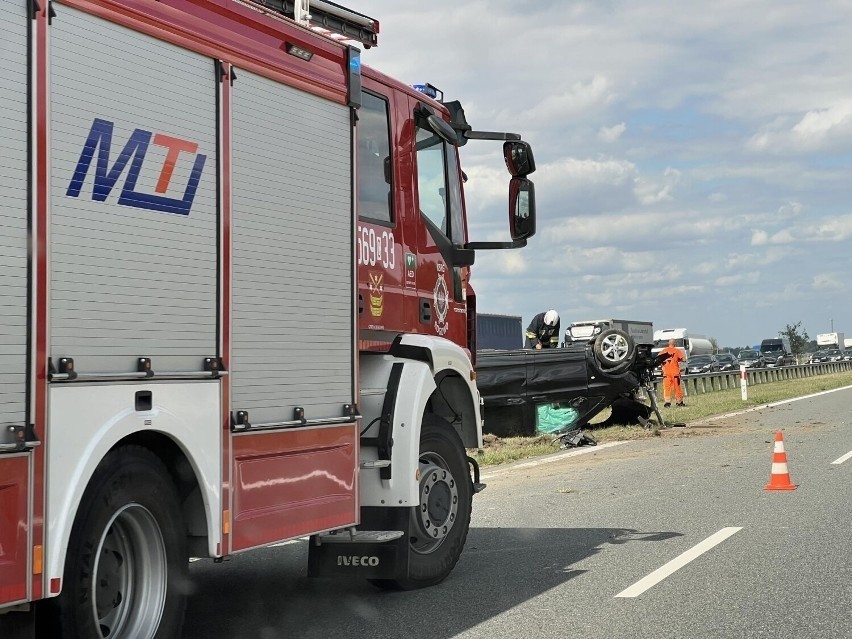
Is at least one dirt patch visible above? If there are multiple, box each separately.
[480,433,552,450]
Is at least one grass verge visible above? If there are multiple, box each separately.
[471,371,852,467]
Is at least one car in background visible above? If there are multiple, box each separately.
[811,349,842,362]
[763,350,796,367]
[716,352,739,371]
[686,354,720,374]
[844,351,852,362]
[738,349,766,368]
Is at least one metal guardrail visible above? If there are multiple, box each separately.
[652,361,852,398]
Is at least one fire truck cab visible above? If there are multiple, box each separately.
[0,1,536,637]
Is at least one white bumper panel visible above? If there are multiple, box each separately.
[46,382,221,585]
[359,334,482,507]
[359,359,435,506]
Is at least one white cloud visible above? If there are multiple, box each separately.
[536,156,637,190]
[714,272,760,287]
[750,230,769,246]
[551,246,659,275]
[521,75,616,122]
[724,248,790,268]
[778,201,804,218]
[634,167,683,205]
[598,122,627,143]
[748,102,852,154]
[497,252,528,275]
[695,261,719,275]
[812,273,843,290]
[531,156,639,216]
[751,213,852,246]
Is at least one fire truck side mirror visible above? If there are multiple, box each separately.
[426,114,459,146]
[503,141,536,177]
[509,177,536,241]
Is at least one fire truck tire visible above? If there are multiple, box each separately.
[371,414,473,590]
[593,328,636,372]
[45,446,187,639]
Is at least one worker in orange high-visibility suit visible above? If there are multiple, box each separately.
[658,339,686,407]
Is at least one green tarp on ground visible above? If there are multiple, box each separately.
[535,404,579,434]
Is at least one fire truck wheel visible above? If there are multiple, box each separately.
[49,446,187,639]
[372,414,473,590]
[593,328,636,372]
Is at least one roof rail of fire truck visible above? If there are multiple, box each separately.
[240,0,379,48]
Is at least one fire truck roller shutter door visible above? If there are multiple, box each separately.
[49,6,218,374]
[0,0,28,432]
[231,69,354,424]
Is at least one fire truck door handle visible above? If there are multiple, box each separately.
[419,298,432,324]
[135,391,153,412]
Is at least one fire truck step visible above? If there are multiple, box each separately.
[315,529,404,545]
[359,459,391,469]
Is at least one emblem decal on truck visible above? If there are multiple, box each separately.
[66,118,207,216]
[433,272,450,336]
[368,272,384,317]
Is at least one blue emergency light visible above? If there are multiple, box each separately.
[412,83,439,99]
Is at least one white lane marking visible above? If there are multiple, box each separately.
[615,527,743,598]
[694,384,852,426]
[480,441,627,480]
[831,450,852,465]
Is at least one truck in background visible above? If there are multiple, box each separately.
[817,332,846,350]
[0,1,538,636]
[476,314,523,350]
[759,337,796,367]
[845,338,852,350]
[564,319,654,346]
[650,328,714,374]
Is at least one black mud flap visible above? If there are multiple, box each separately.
[0,607,35,639]
[307,507,411,580]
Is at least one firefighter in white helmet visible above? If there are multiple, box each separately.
[525,310,560,349]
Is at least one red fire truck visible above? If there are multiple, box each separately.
[0,1,536,636]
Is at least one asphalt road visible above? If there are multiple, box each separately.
[184,387,852,639]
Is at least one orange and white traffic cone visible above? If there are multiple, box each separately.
[764,431,797,491]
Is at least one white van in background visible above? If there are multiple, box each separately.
[651,328,714,374]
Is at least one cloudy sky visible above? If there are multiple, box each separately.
[357,0,852,348]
